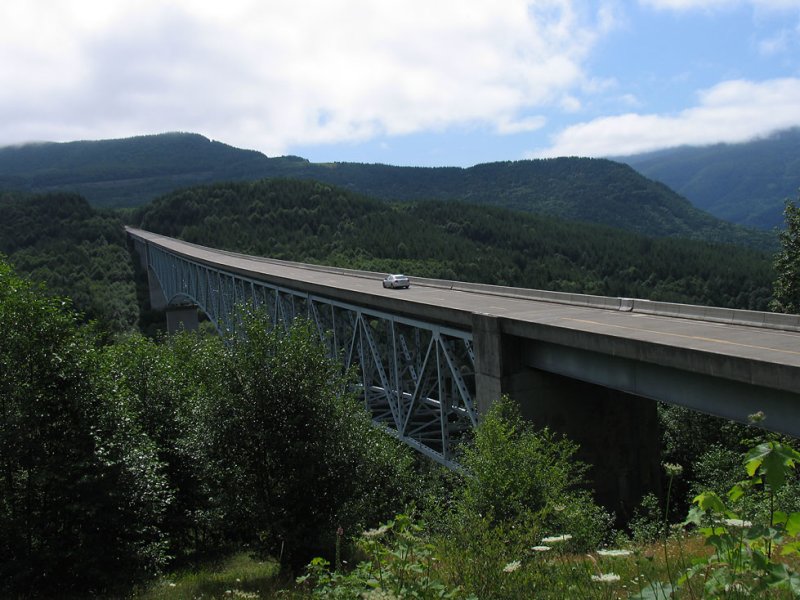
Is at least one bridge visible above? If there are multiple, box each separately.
[128,226,800,515]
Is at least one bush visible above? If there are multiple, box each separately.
[298,512,465,599]
[423,397,611,598]
[0,258,170,597]
[184,310,423,566]
[450,396,610,550]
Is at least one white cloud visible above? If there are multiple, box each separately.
[640,0,800,10]
[0,0,613,154]
[532,78,800,157]
[758,30,790,54]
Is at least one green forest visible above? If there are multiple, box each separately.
[0,191,138,335]
[3,239,800,598]
[2,178,800,597]
[134,178,775,310]
[0,132,774,250]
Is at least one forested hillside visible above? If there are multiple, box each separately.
[0,133,271,208]
[620,127,800,230]
[0,192,138,334]
[133,179,774,310]
[0,132,772,249]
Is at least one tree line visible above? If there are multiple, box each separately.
[134,178,775,311]
[0,191,138,335]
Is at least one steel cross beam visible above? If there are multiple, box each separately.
[145,244,477,466]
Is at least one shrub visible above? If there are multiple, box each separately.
[0,258,170,596]
[187,309,422,566]
[450,396,610,550]
[298,513,465,599]
[425,397,611,598]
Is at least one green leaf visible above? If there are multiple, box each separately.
[780,541,800,556]
[693,491,727,514]
[786,512,800,537]
[744,441,800,490]
[683,505,706,527]
[728,483,745,503]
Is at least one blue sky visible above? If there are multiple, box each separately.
[1,1,799,167]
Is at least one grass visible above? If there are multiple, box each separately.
[129,536,708,599]
[132,552,287,600]
[130,531,800,599]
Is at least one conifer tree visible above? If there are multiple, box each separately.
[771,197,800,314]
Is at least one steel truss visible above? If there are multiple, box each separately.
[146,244,477,465]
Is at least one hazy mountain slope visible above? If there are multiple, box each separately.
[0,132,772,248]
[0,132,273,207]
[619,128,800,230]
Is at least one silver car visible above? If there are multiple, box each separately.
[383,274,410,289]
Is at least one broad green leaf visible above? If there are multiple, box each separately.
[786,512,800,537]
[630,581,674,600]
[780,541,800,556]
[728,483,745,503]
[694,491,727,513]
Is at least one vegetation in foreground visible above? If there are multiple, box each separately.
[4,253,800,598]
[5,196,800,597]
[0,255,426,597]
[133,422,800,599]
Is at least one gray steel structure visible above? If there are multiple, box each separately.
[137,234,477,466]
[129,225,800,505]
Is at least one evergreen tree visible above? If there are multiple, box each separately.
[771,197,800,314]
[0,258,170,597]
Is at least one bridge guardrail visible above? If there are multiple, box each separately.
[127,227,800,333]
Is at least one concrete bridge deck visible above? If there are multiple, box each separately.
[129,227,800,397]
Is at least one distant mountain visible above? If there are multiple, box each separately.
[0,132,772,249]
[618,128,800,230]
[0,133,272,207]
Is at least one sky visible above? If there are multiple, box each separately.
[1,0,800,167]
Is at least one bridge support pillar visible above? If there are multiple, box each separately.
[473,313,537,414]
[166,305,199,334]
[517,370,661,521]
[471,313,660,521]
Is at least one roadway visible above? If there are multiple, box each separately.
[128,227,800,395]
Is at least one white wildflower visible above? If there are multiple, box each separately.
[597,549,633,557]
[541,534,572,543]
[723,518,753,528]
[503,560,521,573]
[591,572,621,583]
[362,524,390,538]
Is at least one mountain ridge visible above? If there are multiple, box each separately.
[618,128,800,230]
[0,131,772,249]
